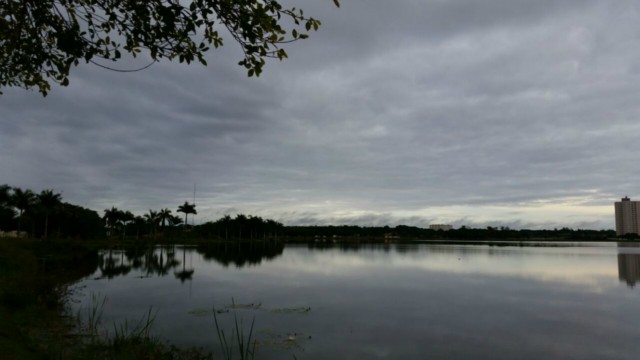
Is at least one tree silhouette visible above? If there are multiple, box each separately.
[158,208,173,228]
[103,207,120,237]
[220,215,232,240]
[38,189,62,238]
[235,214,248,239]
[0,184,11,207]
[0,185,16,230]
[265,219,284,240]
[169,214,183,227]
[144,210,159,238]
[11,187,36,234]
[120,210,135,240]
[133,216,146,240]
[248,215,264,240]
[177,202,197,229]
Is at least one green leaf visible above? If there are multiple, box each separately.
[0,0,336,95]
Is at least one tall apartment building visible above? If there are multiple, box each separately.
[615,197,640,236]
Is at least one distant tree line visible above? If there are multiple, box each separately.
[97,204,286,241]
[0,185,102,238]
[102,205,188,240]
[0,184,617,241]
[284,225,616,242]
[0,185,286,241]
[196,214,285,240]
[98,210,286,242]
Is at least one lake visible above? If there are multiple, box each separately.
[71,242,640,359]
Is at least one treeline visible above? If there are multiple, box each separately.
[284,225,616,241]
[102,202,197,240]
[102,207,285,241]
[0,184,285,241]
[0,184,617,241]
[0,185,102,238]
[196,214,285,240]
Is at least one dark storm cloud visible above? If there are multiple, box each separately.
[2,0,639,228]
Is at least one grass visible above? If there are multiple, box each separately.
[0,238,53,359]
[72,294,211,360]
[111,307,157,346]
[75,292,107,337]
[1,238,264,359]
[0,238,213,360]
[213,300,257,360]
[72,294,262,360]
[74,292,157,343]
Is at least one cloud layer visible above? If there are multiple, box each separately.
[2,0,639,229]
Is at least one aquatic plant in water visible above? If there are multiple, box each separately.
[75,292,106,337]
[213,299,257,360]
[75,292,157,345]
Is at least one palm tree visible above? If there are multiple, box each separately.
[38,189,62,239]
[133,215,146,240]
[177,202,197,229]
[158,208,172,228]
[103,207,120,237]
[144,209,159,238]
[120,210,135,240]
[12,187,36,234]
[220,215,232,240]
[169,215,183,227]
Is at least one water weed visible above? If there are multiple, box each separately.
[213,299,257,360]
[75,291,106,337]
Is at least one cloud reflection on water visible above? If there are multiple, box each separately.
[217,243,621,291]
[93,242,639,292]
[75,242,640,360]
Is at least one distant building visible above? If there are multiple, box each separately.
[615,197,640,236]
[429,224,453,231]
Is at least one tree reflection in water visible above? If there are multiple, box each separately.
[95,242,285,281]
[97,249,132,279]
[146,245,179,277]
[124,247,145,269]
[174,245,195,283]
[196,241,284,268]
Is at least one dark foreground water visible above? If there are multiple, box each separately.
[71,242,640,359]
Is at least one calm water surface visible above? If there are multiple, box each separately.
[72,242,640,359]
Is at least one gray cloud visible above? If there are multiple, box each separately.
[2,0,639,229]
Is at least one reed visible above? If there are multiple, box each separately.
[213,299,257,360]
[111,306,157,347]
[76,291,106,337]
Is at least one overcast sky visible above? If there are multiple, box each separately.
[2,0,639,229]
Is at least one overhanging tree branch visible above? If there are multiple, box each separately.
[0,0,340,96]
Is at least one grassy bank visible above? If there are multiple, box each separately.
[0,238,212,360]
